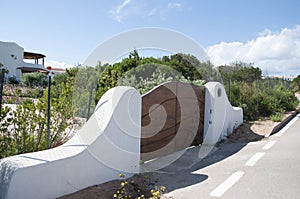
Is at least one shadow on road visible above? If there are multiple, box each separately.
[151,123,264,192]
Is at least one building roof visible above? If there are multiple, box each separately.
[46,66,66,74]
[24,51,46,59]
[17,61,48,73]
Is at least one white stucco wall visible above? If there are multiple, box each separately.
[203,82,243,145]
[0,82,243,199]
[0,86,141,199]
[0,41,23,81]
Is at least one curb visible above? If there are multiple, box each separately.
[266,110,299,137]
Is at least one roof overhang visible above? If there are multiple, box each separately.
[24,51,46,59]
[17,62,48,73]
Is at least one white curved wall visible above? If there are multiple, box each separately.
[203,82,243,145]
[0,82,243,199]
[0,86,141,199]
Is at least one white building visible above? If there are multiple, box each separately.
[0,41,47,81]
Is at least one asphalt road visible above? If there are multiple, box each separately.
[157,114,300,199]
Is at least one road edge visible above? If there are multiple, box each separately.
[265,110,299,137]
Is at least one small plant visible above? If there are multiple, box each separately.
[113,173,167,199]
[24,88,44,98]
[270,111,284,122]
[6,98,13,104]
[15,88,22,96]
[150,186,167,199]
[113,173,146,199]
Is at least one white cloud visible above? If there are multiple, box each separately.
[116,0,132,13]
[147,7,158,16]
[110,0,133,22]
[206,26,300,76]
[109,1,183,22]
[45,60,74,70]
[167,2,182,9]
[258,28,272,36]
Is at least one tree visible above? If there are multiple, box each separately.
[218,62,262,83]
[291,74,300,92]
[95,51,220,102]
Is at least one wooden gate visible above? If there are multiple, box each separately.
[141,82,205,161]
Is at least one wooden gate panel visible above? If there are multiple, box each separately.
[141,82,205,161]
[141,83,177,155]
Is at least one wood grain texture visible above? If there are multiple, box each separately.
[141,82,205,161]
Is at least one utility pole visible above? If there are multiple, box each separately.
[0,68,5,110]
[47,73,52,149]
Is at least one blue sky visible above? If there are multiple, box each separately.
[1,0,300,76]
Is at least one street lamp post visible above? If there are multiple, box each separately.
[0,68,5,110]
[47,71,53,149]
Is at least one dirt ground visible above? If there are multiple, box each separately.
[59,112,294,199]
[227,112,293,143]
[59,174,159,199]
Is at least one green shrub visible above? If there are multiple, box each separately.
[0,106,16,158]
[117,63,205,95]
[6,98,13,104]
[0,73,76,158]
[7,76,19,84]
[23,88,44,98]
[95,52,215,102]
[291,74,300,92]
[270,111,284,122]
[224,77,298,121]
[15,88,21,96]
[21,72,48,87]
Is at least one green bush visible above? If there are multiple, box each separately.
[0,72,76,159]
[291,74,300,92]
[23,88,44,98]
[95,52,215,102]
[222,70,298,121]
[15,88,21,96]
[71,67,100,118]
[220,64,299,120]
[270,110,284,122]
[21,72,48,87]
[3,84,44,99]
[7,76,19,84]
[117,63,205,94]
[0,106,16,158]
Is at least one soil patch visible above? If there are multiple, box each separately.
[58,174,166,199]
[227,111,293,143]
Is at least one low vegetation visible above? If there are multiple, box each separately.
[218,62,298,121]
[0,52,299,159]
[0,69,79,159]
[291,73,300,93]
[113,173,166,199]
[96,50,220,101]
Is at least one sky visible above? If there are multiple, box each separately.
[1,0,300,76]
